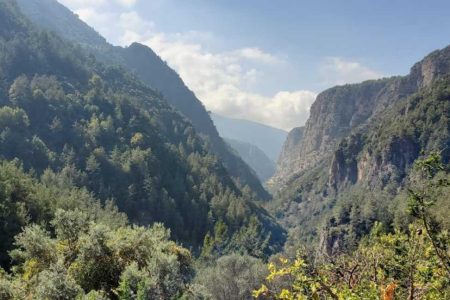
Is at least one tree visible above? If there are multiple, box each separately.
[0,106,29,128]
[408,152,450,277]
[5,213,194,299]
[254,222,450,299]
[196,254,267,300]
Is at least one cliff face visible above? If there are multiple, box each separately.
[271,79,393,188]
[329,134,421,191]
[272,45,450,190]
[328,46,450,190]
[269,45,450,254]
[268,127,304,187]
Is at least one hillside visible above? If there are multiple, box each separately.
[269,45,450,252]
[0,0,284,259]
[1,1,450,299]
[267,126,304,189]
[272,46,450,189]
[225,138,276,182]
[211,113,288,163]
[16,0,270,200]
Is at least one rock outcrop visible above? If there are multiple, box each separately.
[270,44,450,254]
[268,126,304,187]
[272,44,450,190]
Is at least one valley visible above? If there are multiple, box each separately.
[0,0,449,299]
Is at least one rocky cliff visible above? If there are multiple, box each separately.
[272,44,450,190]
[269,44,450,253]
[268,126,304,188]
[328,45,450,190]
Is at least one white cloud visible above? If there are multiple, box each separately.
[116,0,137,7]
[73,8,118,42]
[141,33,316,130]
[233,48,282,65]
[320,57,383,86]
[201,86,317,130]
[57,1,316,130]
[119,11,154,32]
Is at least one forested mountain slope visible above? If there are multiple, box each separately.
[0,159,202,299]
[16,0,270,200]
[269,45,450,253]
[0,0,284,257]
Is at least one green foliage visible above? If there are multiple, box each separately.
[259,152,450,299]
[4,212,193,299]
[35,262,82,300]
[16,0,270,201]
[195,254,267,300]
[255,223,450,299]
[0,0,284,259]
[0,159,127,269]
[0,106,29,128]
[407,152,450,276]
[271,75,450,254]
[0,269,13,300]
[200,216,273,260]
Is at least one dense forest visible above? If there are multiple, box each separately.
[16,0,271,201]
[0,0,449,299]
[0,0,283,266]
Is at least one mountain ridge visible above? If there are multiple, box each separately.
[16,0,270,200]
[271,44,450,190]
[269,44,450,252]
[0,0,284,257]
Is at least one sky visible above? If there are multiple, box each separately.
[58,0,450,130]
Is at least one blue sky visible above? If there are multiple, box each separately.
[59,0,450,130]
[137,0,450,82]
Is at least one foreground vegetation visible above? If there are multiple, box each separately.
[0,0,449,299]
[0,154,448,299]
[253,154,450,300]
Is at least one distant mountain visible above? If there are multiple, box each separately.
[211,113,288,162]
[225,138,276,182]
[16,0,270,200]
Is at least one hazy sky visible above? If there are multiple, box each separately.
[58,0,450,130]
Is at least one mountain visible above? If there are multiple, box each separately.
[270,78,395,189]
[267,126,304,189]
[16,0,270,200]
[269,45,450,253]
[225,138,276,182]
[272,46,450,189]
[211,113,288,163]
[0,0,284,260]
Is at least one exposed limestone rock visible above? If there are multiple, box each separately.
[271,44,450,190]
